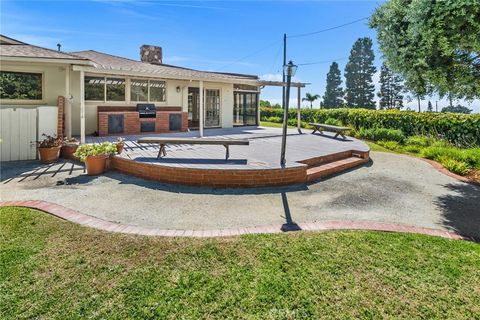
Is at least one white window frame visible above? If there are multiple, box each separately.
[204,87,222,128]
[0,69,45,104]
[84,74,127,103]
[129,77,167,104]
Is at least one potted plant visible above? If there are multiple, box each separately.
[61,137,80,160]
[116,137,125,154]
[36,134,63,163]
[74,142,117,175]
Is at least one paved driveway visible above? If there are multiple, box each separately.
[1,152,479,239]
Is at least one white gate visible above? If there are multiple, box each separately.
[0,107,38,161]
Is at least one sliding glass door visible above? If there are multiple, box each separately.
[233,92,258,126]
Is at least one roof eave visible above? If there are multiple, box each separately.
[72,65,261,85]
[0,55,95,66]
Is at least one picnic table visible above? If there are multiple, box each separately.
[309,123,351,139]
[137,137,249,160]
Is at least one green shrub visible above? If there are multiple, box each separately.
[405,136,434,147]
[74,142,117,162]
[421,146,480,169]
[403,145,422,153]
[267,116,282,123]
[324,118,342,126]
[260,107,480,146]
[358,127,406,142]
[378,140,401,151]
[437,157,471,176]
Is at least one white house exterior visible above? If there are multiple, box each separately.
[0,35,305,161]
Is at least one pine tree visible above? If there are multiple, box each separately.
[378,63,405,109]
[344,37,377,109]
[322,62,344,108]
[427,101,433,112]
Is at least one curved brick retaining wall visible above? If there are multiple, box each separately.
[110,156,307,187]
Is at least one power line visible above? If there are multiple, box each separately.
[215,40,279,71]
[288,17,369,39]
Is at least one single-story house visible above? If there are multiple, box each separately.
[0,35,305,161]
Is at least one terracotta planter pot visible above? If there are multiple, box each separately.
[38,146,61,163]
[116,143,124,154]
[61,143,79,160]
[84,155,108,175]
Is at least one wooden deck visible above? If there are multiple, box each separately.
[86,127,369,170]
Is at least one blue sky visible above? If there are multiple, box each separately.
[2,0,478,112]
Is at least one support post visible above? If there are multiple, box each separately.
[280,72,292,166]
[297,86,302,134]
[80,70,85,144]
[199,80,204,137]
[65,66,71,138]
[282,33,286,109]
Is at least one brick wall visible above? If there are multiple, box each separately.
[110,156,307,188]
[57,96,65,138]
[98,111,188,136]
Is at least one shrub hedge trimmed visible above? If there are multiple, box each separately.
[260,107,480,146]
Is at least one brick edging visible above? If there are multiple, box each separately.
[0,200,469,240]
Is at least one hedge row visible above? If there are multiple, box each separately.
[260,107,480,146]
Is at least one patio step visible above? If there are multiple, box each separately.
[306,156,367,182]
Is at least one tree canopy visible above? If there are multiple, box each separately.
[322,62,344,108]
[378,63,405,109]
[370,0,480,100]
[441,105,473,114]
[302,93,320,109]
[344,37,377,109]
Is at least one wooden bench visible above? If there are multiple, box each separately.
[137,137,250,160]
[309,123,351,139]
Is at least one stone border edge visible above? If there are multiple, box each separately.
[0,200,470,241]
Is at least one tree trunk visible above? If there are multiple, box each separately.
[417,96,421,112]
[310,102,313,109]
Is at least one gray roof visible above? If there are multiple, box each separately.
[0,34,260,83]
[70,50,258,82]
[0,37,89,61]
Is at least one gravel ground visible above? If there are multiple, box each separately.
[1,152,479,239]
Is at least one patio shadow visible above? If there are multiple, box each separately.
[133,157,248,165]
[88,170,309,195]
[435,182,480,241]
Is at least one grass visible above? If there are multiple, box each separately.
[260,121,295,128]
[1,207,480,319]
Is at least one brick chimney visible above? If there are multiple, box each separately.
[140,45,162,64]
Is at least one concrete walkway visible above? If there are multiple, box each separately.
[1,152,479,240]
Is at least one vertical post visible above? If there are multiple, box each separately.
[199,80,204,137]
[65,65,71,138]
[80,70,85,143]
[282,33,286,110]
[435,101,438,112]
[417,96,421,112]
[280,72,292,166]
[297,86,302,134]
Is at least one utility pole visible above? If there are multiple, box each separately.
[435,101,438,112]
[282,33,286,109]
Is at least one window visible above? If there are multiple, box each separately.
[149,80,166,102]
[106,77,125,101]
[130,79,148,102]
[205,89,220,127]
[85,76,105,101]
[0,71,42,100]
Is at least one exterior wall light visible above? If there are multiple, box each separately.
[176,86,181,93]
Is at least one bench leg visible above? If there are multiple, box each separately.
[312,128,318,134]
[333,132,340,139]
[224,145,229,160]
[157,144,166,159]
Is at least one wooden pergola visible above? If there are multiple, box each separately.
[259,80,309,133]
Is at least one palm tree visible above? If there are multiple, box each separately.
[302,93,320,109]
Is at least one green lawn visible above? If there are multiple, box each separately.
[1,207,479,319]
